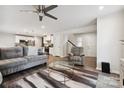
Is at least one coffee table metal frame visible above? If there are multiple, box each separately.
[47,61,75,84]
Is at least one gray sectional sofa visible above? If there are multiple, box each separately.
[0,46,48,76]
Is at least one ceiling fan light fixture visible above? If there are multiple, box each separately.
[99,6,104,11]
[39,12,44,16]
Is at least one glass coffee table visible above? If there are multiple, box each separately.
[47,61,75,84]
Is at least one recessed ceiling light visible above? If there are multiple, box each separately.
[41,25,45,29]
[99,6,104,10]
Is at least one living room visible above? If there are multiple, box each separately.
[0,4,124,89]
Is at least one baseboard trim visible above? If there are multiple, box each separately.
[96,67,101,70]
[96,66,119,74]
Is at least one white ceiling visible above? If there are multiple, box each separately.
[0,5,124,36]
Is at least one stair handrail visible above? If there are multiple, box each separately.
[68,40,77,47]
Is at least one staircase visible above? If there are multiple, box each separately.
[67,40,77,47]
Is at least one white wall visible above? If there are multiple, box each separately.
[50,33,63,56]
[50,25,97,57]
[34,37,42,47]
[97,10,124,74]
[75,32,97,57]
[63,25,97,34]
[65,25,97,57]
[0,32,15,47]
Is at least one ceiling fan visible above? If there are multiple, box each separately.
[20,5,58,21]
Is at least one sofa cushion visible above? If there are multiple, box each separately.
[25,55,48,62]
[0,47,23,60]
[38,47,44,55]
[0,58,28,69]
[27,46,38,56]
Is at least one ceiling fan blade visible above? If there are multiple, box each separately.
[33,5,41,12]
[33,5,39,10]
[38,5,41,11]
[39,16,43,21]
[44,12,57,20]
[20,10,38,13]
[43,5,58,12]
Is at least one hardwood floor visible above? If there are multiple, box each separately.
[48,55,97,69]
[48,55,118,77]
[84,56,96,68]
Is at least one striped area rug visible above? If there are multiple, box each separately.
[3,67,98,88]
